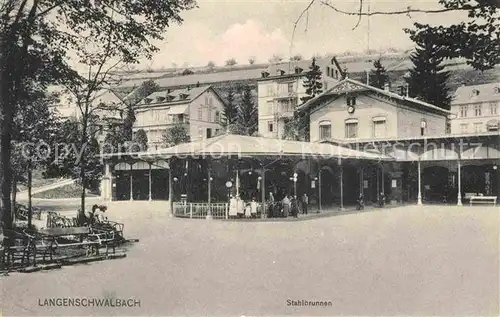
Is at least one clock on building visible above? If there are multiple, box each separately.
[347,105,355,114]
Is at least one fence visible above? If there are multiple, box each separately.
[172,202,229,219]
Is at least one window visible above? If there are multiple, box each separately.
[207,106,213,122]
[490,102,498,115]
[198,107,203,121]
[460,105,468,117]
[474,123,482,133]
[206,128,212,139]
[345,119,358,138]
[215,111,220,123]
[288,82,294,93]
[472,89,480,96]
[209,97,213,106]
[204,96,209,105]
[474,104,482,116]
[268,121,274,132]
[460,123,468,133]
[487,120,499,131]
[372,117,387,138]
[267,85,274,96]
[319,121,331,140]
[347,96,356,106]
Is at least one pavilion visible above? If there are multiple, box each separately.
[100,134,394,218]
[100,132,500,218]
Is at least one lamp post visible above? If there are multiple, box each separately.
[420,119,427,136]
[293,172,298,198]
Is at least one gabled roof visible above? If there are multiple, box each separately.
[135,86,211,107]
[297,78,451,115]
[451,82,500,105]
[261,56,344,80]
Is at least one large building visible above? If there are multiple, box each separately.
[450,82,500,134]
[257,57,344,138]
[299,78,450,142]
[133,85,226,149]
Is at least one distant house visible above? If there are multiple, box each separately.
[257,57,344,139]
[450,82,500,134]
[297,78,451,142]
[47,86,127,143]
[133,85,226,149]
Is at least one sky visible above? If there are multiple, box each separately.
[138,0,467,70]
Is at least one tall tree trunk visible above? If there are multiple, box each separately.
[11,173,17,223]
[27,162,32,229]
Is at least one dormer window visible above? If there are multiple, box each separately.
[347,96,356,106]
[277,69,285,76]
[261,71,270,78]
[156,96,165,103]
[494,87,500,94]
[144,98,152,104]
[165,95,174,102]
[472,89,480,96]
[295,67,303,74]
[179,93,189,100]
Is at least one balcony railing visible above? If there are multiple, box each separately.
[273,91,297,99]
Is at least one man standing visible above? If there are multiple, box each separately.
[282,195,290,218]
[302,193,309,215]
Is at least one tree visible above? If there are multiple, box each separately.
[290,54,303,61]
[225,58,238,67]
[405,42,451,110]
[236,86,258,136]
[0,0,195,235]
[132,129,148,152]
[207,61,216,68]
[369,59,388,89]
[222,87,238,127]
[297,0,499,71]
[248,56,256,65]
[162,122,190,147]
[11,89,58,227]
[301,58,323,103]
[182,69,194,75]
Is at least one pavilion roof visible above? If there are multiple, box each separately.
[135,134,394,161]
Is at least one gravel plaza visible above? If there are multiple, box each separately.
[1,200,498,316]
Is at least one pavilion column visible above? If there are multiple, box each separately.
[457,159,463,206]
[148,163,152,201]
[261,165,266,219]
[339,158,344,211]
[318,162,322,212]
[168,160,173,215]
[129,163,133,201]
[359,166,364,198]
[381,164,385,195]
[417,160,422,205]
[206,160,212,219]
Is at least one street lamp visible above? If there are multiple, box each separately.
[293,172,298,198]
[420,119,427,136]
[225,181,233,202]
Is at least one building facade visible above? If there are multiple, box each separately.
[450,82,500,134]
[257,57,344,139]
[133,86,226,149]
[299,78,450,142]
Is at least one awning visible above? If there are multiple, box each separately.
[168,105,188,115]
[135,134,395,161]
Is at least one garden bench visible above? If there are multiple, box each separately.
[34,227,101,261]
[470,196,497,206]
[1,230,37,267]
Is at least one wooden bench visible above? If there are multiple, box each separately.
[35,227,101,261]
[470,196,497,206]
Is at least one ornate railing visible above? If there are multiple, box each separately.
[172,202,229,219]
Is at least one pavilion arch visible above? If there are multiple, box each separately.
[419,147,459,161]
[461,145,500,160]
[114,162,130,171]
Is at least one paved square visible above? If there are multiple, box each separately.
[2,202,499,316]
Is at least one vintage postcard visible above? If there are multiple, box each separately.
[1,0,499,316]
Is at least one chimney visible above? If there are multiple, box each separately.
[384,82,390,92]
